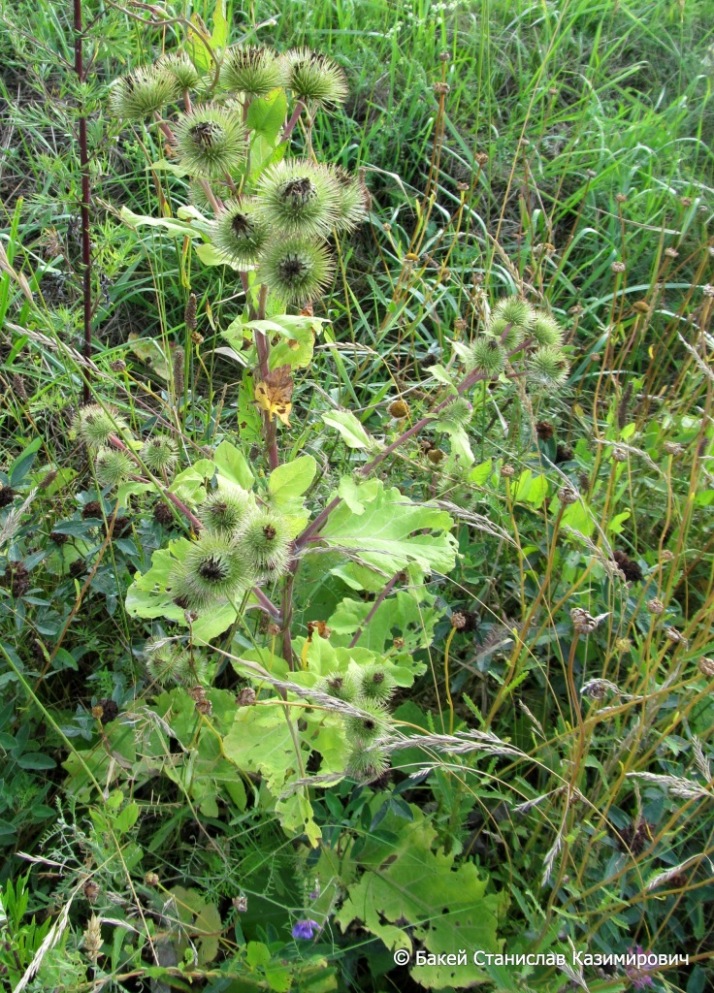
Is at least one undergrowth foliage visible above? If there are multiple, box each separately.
[0,2,713,992]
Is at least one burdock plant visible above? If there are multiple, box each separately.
[257,236,335,306]
[220,45,285,98]
[110,65,176,121]
[174,105,246,178]
[77,404,129,450]
[140,435,178,475]
[237,509,291,581]
[256,161,342,238]
[198,486,255,539]
[211,200,268,266]
[282,49,348,108]
[169,533,255,611]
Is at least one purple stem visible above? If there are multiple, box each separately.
[282,100,306,141]
[348,571,401,648]
[74,0,92,403]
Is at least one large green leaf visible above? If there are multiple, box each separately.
[322,410,378,451]
[222,705,321,845]
[327,587,439,656]
[119,206,203,238]
[318,481,457,589]
[214,439,254,489]
[246,89,288,143]
[335,807,506,989]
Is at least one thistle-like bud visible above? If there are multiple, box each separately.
[434,397,473,429]
[211,200,268,266]
[330,166,370,233]
[356,663,396,703]
[174,104,246,179]
[491,296,534,332]
[95,447,133,488]
[530,311,565,346]
[169,533,255,609]
[486,315,525,351]
[345,744,390,782]
[145,640,211,687]
[140,435,179,474]
[198,485,254,538]
[256,161,341,238]
[155,53,201,94]
[282,49,348,108]
[344,699,389,745]
[527,346,570,387]
[220,45,285,98]
[258,236,334,306]
[76,404,129,450]
[469,336,505,376]
[237,509,291,581]
[110,66,177,121]
[320,669,359,702]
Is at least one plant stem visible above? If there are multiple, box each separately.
[348,570,401,649]
[73,0,92,403]
[295,355,521,552]
[253,286,279,471]
[282,100,305,141]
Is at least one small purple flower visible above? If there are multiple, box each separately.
[625,946,655,989]
[292,918,320,941]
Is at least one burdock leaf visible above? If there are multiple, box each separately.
[319,481,457,587]
[335,807,506,985]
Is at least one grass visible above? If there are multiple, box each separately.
[0,1,713,991]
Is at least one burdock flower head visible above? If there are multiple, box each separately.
[110,66,176,121]
[256,160,341,238]
[155,53,201,95]
[344,699,390,746]
[258,236,334,306]
[211,200,268,266]
[175,104,246,179]
[140,435,178,474]
[77,404,129,450]
[237,509,291,581]
[488,296,534,349]
[330,166,370,233]
[145,640,211,687]
[95,447,133,488]
[469,336,505,376]
[527,346,570,387]
[531,310,565,346]
[282,49,348,107]
[198,485,255,539]
[220,45,285,98]
[169,533,254,610]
